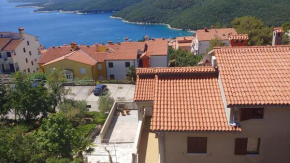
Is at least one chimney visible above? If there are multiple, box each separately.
[95,43,99,47]
[152,37,155,41]
[18,27,25,40]
[70,42,78,50]
[211,25,215,29]
[108,41,113,45]
[272,27,284,46]
[125,37,129,42]
[204,27,208,32]
[63,44,67,46]
[144,35,149,41]
[129,39,132,42]
[101,41,104,45]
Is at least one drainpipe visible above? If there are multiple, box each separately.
[158,133,165,163]
[91,66,95,82]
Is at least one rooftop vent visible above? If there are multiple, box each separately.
[204,27,208,32]
[211,56,217,68]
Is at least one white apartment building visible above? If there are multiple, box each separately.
[0,27,41,74]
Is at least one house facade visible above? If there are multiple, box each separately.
[191,28,237,55]
[133,45,290,163]
[38,38,168,81]
[0,28,41,74]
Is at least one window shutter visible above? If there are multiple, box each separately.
[235,138,247,155]
[240,108,251,121]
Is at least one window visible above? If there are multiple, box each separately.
[187,137,207,153]
[28,68,30,73]
[125,62,130,67]
[31,61,34,65]
[234,40,238,43]
[240,40,244,43]
[108,62,114,68]
[23,48,26,53]
[110,74,115,80]
[0,54,1,58]
[25,58,28,63]
[27,41,30,45]
[80,68,86,74]
[29,51,32,56]
[6,52,11,57]
[36,68,39,70]
[235,138,260,155]
[240,108,264,121]
[98,63,102,70]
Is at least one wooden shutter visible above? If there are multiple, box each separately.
[240,108,251,121]
[235,138,247,155]
[187,137,207,153]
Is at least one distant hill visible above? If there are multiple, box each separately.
[9,0,290,30]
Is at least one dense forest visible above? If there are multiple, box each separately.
[9,0,290,30]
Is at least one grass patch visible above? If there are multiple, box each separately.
[76,124,97,137]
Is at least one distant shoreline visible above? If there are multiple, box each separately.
[11,1,194,33]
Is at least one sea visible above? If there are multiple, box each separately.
[0,0,193,48]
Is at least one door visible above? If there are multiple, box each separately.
[64,70,74,81]
[1,64,4,72]
[9,64,15,72]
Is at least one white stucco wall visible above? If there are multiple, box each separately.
[13,34,41,73]
[163,106,290,163]
[197,40,230,55]
[105,60,136,80]
[150,56,168,67]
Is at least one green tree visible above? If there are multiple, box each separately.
[59,99,88,126]
[126,66,136,82]
[46,68,69,112]
[0,84,10,119]
[168,47,202,67]
[231,16,273,45]
[37,113,76,159]
[206,37,225,54]
[282,22,290,32]
[9,72,51,122]
[98,93,114,113]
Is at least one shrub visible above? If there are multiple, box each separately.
[98,93,114,113]
[75,124,96,137]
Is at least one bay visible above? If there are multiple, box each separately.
[0,0,193,48]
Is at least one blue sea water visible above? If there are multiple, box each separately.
[0,0,193,48]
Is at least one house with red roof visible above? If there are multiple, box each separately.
[38,38,168,81]
[0,28,41,74]
[191,27,237,55]
[132,45,290,163]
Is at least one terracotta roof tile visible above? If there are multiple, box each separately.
[42,50,97,66]
[134,75,155,101]
[228,34,249,40]
[134,67,241,132]
[38,46,73,64]
[0,38,11,50]
[215,46,290,106]
[3,40,22,51]
[196,28,237,41]
[136,67,216,75]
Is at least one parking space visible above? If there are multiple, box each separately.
[65,84,135,111]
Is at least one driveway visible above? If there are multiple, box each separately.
[65,84,135,111]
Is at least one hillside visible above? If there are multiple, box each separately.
[9,0,290,30]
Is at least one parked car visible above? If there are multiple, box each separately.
[94,85,107,96]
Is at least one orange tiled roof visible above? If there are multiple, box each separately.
[2,40,22,51]
[228,34,249,40]
[134,74,155,101]
[0,38,11,50]
[215,46,290,106]
[144,39,168,57]
[134,67,241,132]
[42,50,97,66]
[196,28,237,41]
[274,27,284,33]
[38,46,73,64]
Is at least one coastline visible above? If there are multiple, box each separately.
[9,1,194,33]
[110,16,195,33]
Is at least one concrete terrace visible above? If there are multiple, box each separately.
[87,110,139,163]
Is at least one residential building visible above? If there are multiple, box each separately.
[191,27,237,55]
[38,38,168,81]
[175,36,195,51]
[133,45,290,163]
[0,27,41,74]
[272,27,284,45]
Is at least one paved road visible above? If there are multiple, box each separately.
[66,84,135,111]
